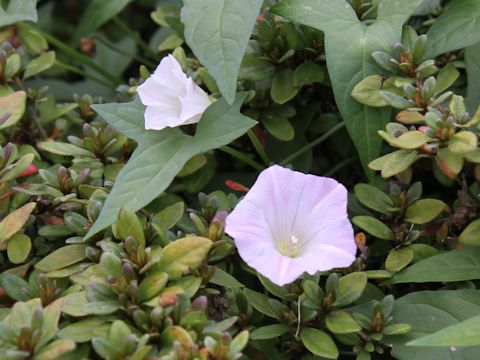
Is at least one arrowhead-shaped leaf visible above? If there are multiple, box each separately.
[86,95,256,238]
[424,0,480,59]
[181,0,262,104]
[0,0,37,28]
[272,0,423,177]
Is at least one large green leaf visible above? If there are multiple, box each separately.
[181,0,263,104]
[387,290,480,359]
[392,247,480,283]
[425,0,480,58]
[272,0,423,177]
[0,0,37,28]
[72,0,133,44]
[408,314,480,347]
[465,43,480,113]
[86,95,256,238]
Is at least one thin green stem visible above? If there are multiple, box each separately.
[220,146,264,171]
[54,60,115,89]
[112,17,156,59]
[280,122,346,166]
[23,24,122,86]
[324,157,356,177]
[247,129,270,165]
[92,35,156,68]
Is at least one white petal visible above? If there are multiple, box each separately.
[144,105,180,130]
[179,79,212,124]
[152,55,188,96]
[137,76,179,106]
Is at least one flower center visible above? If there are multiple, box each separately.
[277,233,301,258]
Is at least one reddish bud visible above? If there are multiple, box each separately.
[20,164,38,177]
[225,180,249,192]
[418,126,431,133]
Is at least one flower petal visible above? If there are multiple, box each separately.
[226,164,357,286]
[179,79,212,124]
[144,105,178,130]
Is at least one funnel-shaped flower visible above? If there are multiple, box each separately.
[137,55,212,130]
[226,165,356,286]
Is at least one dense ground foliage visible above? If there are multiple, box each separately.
[0,0,480,359]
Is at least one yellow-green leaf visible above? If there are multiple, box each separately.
[0,202,36,243]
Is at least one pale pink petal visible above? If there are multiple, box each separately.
[225,165,357,287]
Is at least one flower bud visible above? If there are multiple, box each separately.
[192,296,208,312]
[122,262,137,282]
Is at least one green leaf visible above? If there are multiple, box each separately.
[272,0,423,178]
[449,131,478,154]
[250,324,289,340]
[37,141,95,157]
[408,314,480,347]
[380,91,412,109]
[239,45,276,81]
[300,328,339,359]
[326,311,361,334]
[0,91,27,130]
[23,51,55,79]
[72,0,133,44]
[243,288,278,319]
[369,149,417,178]
[177,155,207,177]
[0,273,30,301]
[35,339,76,360]
[405,199,445,224]
[388,289,480,359]
[181,0,262,104]
[0,202,36,243]
[334,272,367,307]
[0,153,34,182]
[210,267,244,288]
[35,245,87,272]
[151,202,184,241]
[58,318,105,343]
[116,206,145,248]
[425,0,480,58]
[352,216,395,240]
[354,183,393,213]
[293,61,324,87]
[385,247,414,273]
[392,247,480,283]
[156,237,212,278]
[271,69,299,104]
[465,44,480,113]
[85,95,256,238]
[435,63,460,94]
[263,114,295,141]
[84,301,120,315]
[459,220,480,246]
[136,272,169,303]
[62,292,89,317]
[230,330,249,354]
[379,130,430,150]
[7,234,31,264]
[351,75,389,107]
[0,0,37,28]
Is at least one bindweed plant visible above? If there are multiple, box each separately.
[0,0,480,359]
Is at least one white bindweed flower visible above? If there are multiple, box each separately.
[137,55,212,131]
[225,165,357,286]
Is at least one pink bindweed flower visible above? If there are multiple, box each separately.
[225,165,357,286]
[137,55,212,131]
